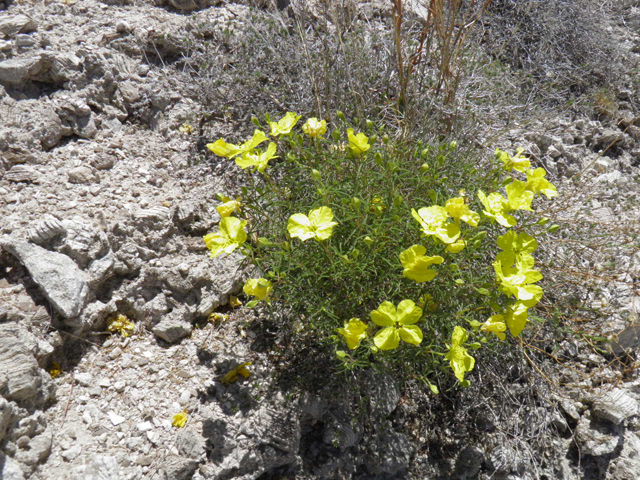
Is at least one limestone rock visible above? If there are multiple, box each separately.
[83,455,121,480]
[0,324,55,407]
[0,15,36,37]
[176,429,205,459]
[0,396,13,441]
[608,430,640,480]
[13,428,52,471]
[0,56,42,84]
[68,166,99,185]
[152,319,191,343]
[454,445,485,478]
[592,389,638,425]
[0,236,89,318]
[575,413,622,456]
[0,452,25,480]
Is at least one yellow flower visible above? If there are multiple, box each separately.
[270,112,301,136]
[302,118,327,138]
[505,180,534,211]
[243,278,273,302]
[445,197,480,227]
[477,190,516,227]
[203,217,247,257]
[493,257,543,308]
[179,124,193,134]
[235,142,278,173]
[107,314,135,337]
[222,362,252,384]
[347,128,370,157]
[444,326,475,383]
[505,302,529,337]
[216,196,241,217]
[207,130,268,158]
[496,230,537,268]
[411,206,461,244]
[229,296,243,308]
[399,245,444,282]
[172,411,188,428]
[496,148,531,172]
[481,314,507,340]
[287,206,338,242]
[337,318,368,349]
[49,362,62,378]
[525,167,558,198]
[370,300,423,350]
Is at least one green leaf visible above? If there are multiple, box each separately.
[475,288,490,295]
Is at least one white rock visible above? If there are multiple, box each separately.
[107,411,126,426]
[136,421,153,432]
[97,378,112,388]
[82,411,92,426]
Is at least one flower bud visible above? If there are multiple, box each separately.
[336,111,345,121]
[363,236,374,246]
[311,169,322,182]
[351,197,361,211]
[366,119,374,130]
[420,162,429,173]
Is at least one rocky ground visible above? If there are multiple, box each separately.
[1,0,640,478]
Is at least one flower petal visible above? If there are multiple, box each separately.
[399,325,423,345]
[373,327,400,350]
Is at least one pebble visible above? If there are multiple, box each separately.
[61,445,82,462]
[136,455,153,466]
[98,378,112,388]
[107,411,126,426]
[82,411,93,426]
[74,372,93,387]
[136,421,153,432]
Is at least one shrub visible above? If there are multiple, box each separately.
[202,111,559,391]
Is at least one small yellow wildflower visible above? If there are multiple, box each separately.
[179,124,193,134]
[347,129,370,157]
[229,296,243,308]
[216,196,241,218]
[235,142,278,173]
[222,362,252,384]
[411,206,461,244]
[399,245,444,282]
[445,197,480,227]
[107,314,135,337]
[302,118,327,138]
[49,362,62,378]
[505,302,529,337]
[203,217,247,257]
[444,326,475,383]
[525,167,558,198]
[287,207,338,242]
[496,148,531,172]
[481,314,507,341]
[172,411,188,428]
[207,130,268,159]
[477,190,516,227]
[243,278,273,302]
[337,318,368,349]
[270,112,301,136]
[370,300,423,350]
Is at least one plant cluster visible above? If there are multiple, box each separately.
[202,112,558,390]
